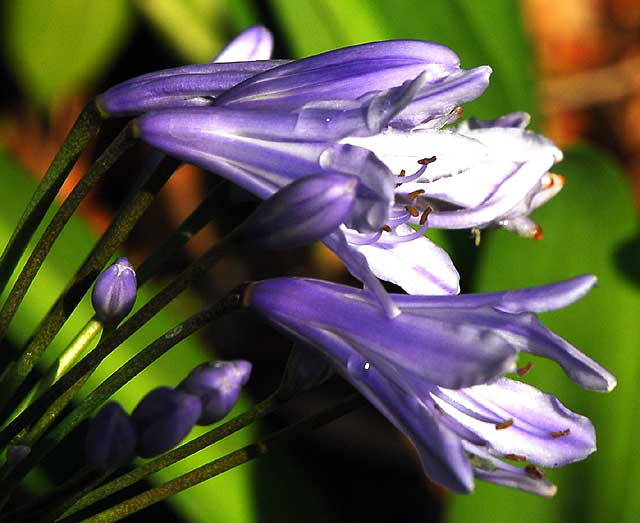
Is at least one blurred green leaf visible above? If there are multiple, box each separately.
[450,144,640,522]
[0,150,257,523]
[4,0,132,107]
[270,0,536,118]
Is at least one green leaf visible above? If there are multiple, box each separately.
[270,0,537,118]
[4,0,132,107]
[450,144,640,523]
[0,150,257,523]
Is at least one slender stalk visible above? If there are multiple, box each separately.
[0,125,136,411]
[65,394,279,517]
[0,102,102,296]
[0,284,243,505]
[73,394,364,523]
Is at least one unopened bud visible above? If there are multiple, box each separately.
[178,360,252,425]
[132,387,202,458]
[278,345,334,399]
[238,174,358,250]
[92,257,137,324]
[85,403,137,471]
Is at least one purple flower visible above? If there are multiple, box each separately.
[91,257,137,324]
[131,387,202,458]
[179,360,252,425]
[246,275,615,494]
[85,403,137,471]
[97,26,284,117]
[237,173,360,250]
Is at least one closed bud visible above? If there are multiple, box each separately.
[132,387,202,458]
[278,345,334,400]
[237,174,358,250]
[179,360,252,425]
[85,403,137,471]
[6,445,31,467]
[92,257,137,324]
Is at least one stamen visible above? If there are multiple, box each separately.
[418,156,437,166]
[342,230,382,245]
[532,225,544,241]
[505,453,527,462]
[419,206,432,226]
[399,169,406,177]
[550,429,571,439]
[516,361,534,377]
[407,189,425,201]
[405,205,419,217]
[524,465,544,480]
[376,221,429,244]
[495,419,514,430]
[471,228,481,247]
[382,225,392,232]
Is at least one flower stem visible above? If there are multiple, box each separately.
[67,393,364,523]
[64,393,279,518]
[0,101,102,297]
[0,284,244,505]
[0,124,136,411]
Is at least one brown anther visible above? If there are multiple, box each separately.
[419,207,432,226]
[399,169,406,177]
[524,465,544,480]
[532,225,544,241]
[505,453,527,462]
[516,361,534,377]
[551,429,571,439]
[495,419,514,430]
[382,225,392,233]
[405,205,419,217]
[451,106,464,118]
[418,156,437,166]
[407,189,425,201]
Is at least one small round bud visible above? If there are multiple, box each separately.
[92,257,137,324]
[132,387,202,458]
[178,360,252,425]
[85,403,137,471]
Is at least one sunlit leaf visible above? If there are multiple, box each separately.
[4,0,132,107]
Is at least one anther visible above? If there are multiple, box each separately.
[399,169,406,177]
[382,225,392,232]
[471,228,481,247]
[505,453,527,462]
[495,419,514,430]
[418,156,437,166]
[524,465,544,480]
[532,225,544,241]
[407,189,425,201]
[419,207,432,226]
[516,361,534,377]
[405,205,419,217]
[551,429,571,439]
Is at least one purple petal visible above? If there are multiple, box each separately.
[216,40,462,109]
[248,278,518,389]
[352,225,460,295]
[214,26,274,62]
[462,112,531,130]
[435,378,596,467]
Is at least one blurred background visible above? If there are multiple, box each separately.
[1,0,639,521]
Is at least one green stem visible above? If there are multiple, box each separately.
[1,319,102,430]
[0,284,243,505]
[13,156,180,400]
[0,124,136,410]
[73,394,364,523]
[0,102,102,297]
[65,393,279,518]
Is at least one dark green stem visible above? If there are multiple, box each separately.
[0,102,102,297]
[0,283,243,504]
[68,394,364,523]
[65,393,279,518]
[0,124,136,410]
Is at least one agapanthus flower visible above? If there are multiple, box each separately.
[245,275,615,494]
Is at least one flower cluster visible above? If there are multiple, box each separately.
[85,360,251,470]
[94,26,615,496]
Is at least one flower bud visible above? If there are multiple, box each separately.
[132,387,202,458]
[92,257,137,324]
[85,403,137,471]
[6,445,30,466]
[178,360,252,425]
[237,174,358,250]
[278,345,334,399]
